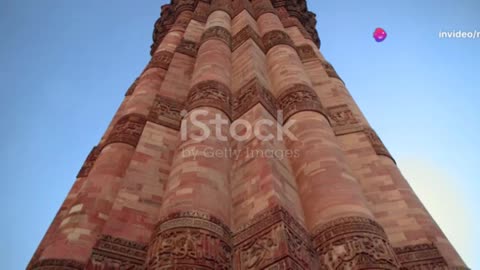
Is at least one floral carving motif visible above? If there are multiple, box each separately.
[296,45,317,62]
[313,217,400,270]
[234,206,314,270]
[327,104,364,135]
[200,26,233,49]
[364,127,395,162]
[148,95,185,130]
[322,61,343,82]
[394,243,450,270]
[77,146,101,178]
[88,235,148,270]
[277,84,326,123]
[232,25,265,52]
[176,39,198,58]
[104,114,147,148]
[146,51,174,71]
[187,80,232,119]
[146,211,232,270]
[233,79,277,120]
[30,259,85,270]
[262,30,295,53]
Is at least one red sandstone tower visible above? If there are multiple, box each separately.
[28,0,468,269]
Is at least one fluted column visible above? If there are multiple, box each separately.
[145,1,234,269]
[29,8,195,270]
[253,0,400,268]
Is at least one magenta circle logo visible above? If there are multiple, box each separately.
[373,27,387,42]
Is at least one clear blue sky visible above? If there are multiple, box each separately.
[1,0,478,269]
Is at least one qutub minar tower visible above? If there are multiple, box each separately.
[28,0,468,269]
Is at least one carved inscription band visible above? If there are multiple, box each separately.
[313,216,400,270]
[262,30,296,53]
[77,146,100,178]
[200,26,233,49]
[187,80,233,119]
[234,206,314,270]
[394,243,450,270]
[88,235,148,270]
[104,114,147,149]
[277,83,328,123]
[146,211,233,270]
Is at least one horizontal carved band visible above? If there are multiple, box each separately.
[234,206,314,270]
[322,61,344,83]
[148,95,185,130]
[147,211,232,270]
[187,80,233,119]
[262,30,295,53]
[232,25,265,52]
[394,243,449,270]
[297,44,317,62]
[146,51,173,70]
[200,26,232,49]
[30,259,85,270]
[277,84,327,123]
[313,216,400,270]
[233,78,277,120]
[271,0,321,47]
[364,127,395,162]
[77,146,101,178]
[104,114,147,148]
[175,38,198,57]
[174,1,197,14]
[327,104,364,135]
[88,235,148,270]
[209,0,233,18]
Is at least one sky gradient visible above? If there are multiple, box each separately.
[1,0,478,269]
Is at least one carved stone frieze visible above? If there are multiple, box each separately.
[394,243,450,270]
[151,5,176,55]
[30,259,85,270]
[327,104,364,135]
[87,235,148,270]
[146,211,233,270]
[277,84,327,123]
[233,78,277,120]
[364,127,395,162]
[234,206,314,270]
[321,61,343,82]
[271,0,321,47]
[232,25,265,52]
[104,114,147,148]
[146,51,174,71]
[262,30,295,53]
[200,26,233,49]
[296,45,317,62]
[192,1,209,23]
[77,146,101,178]
[313,216,400,270]
[187,80,233,119]
[175,39,198,58]
[173,0,198,14]
[148,95,185,130]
